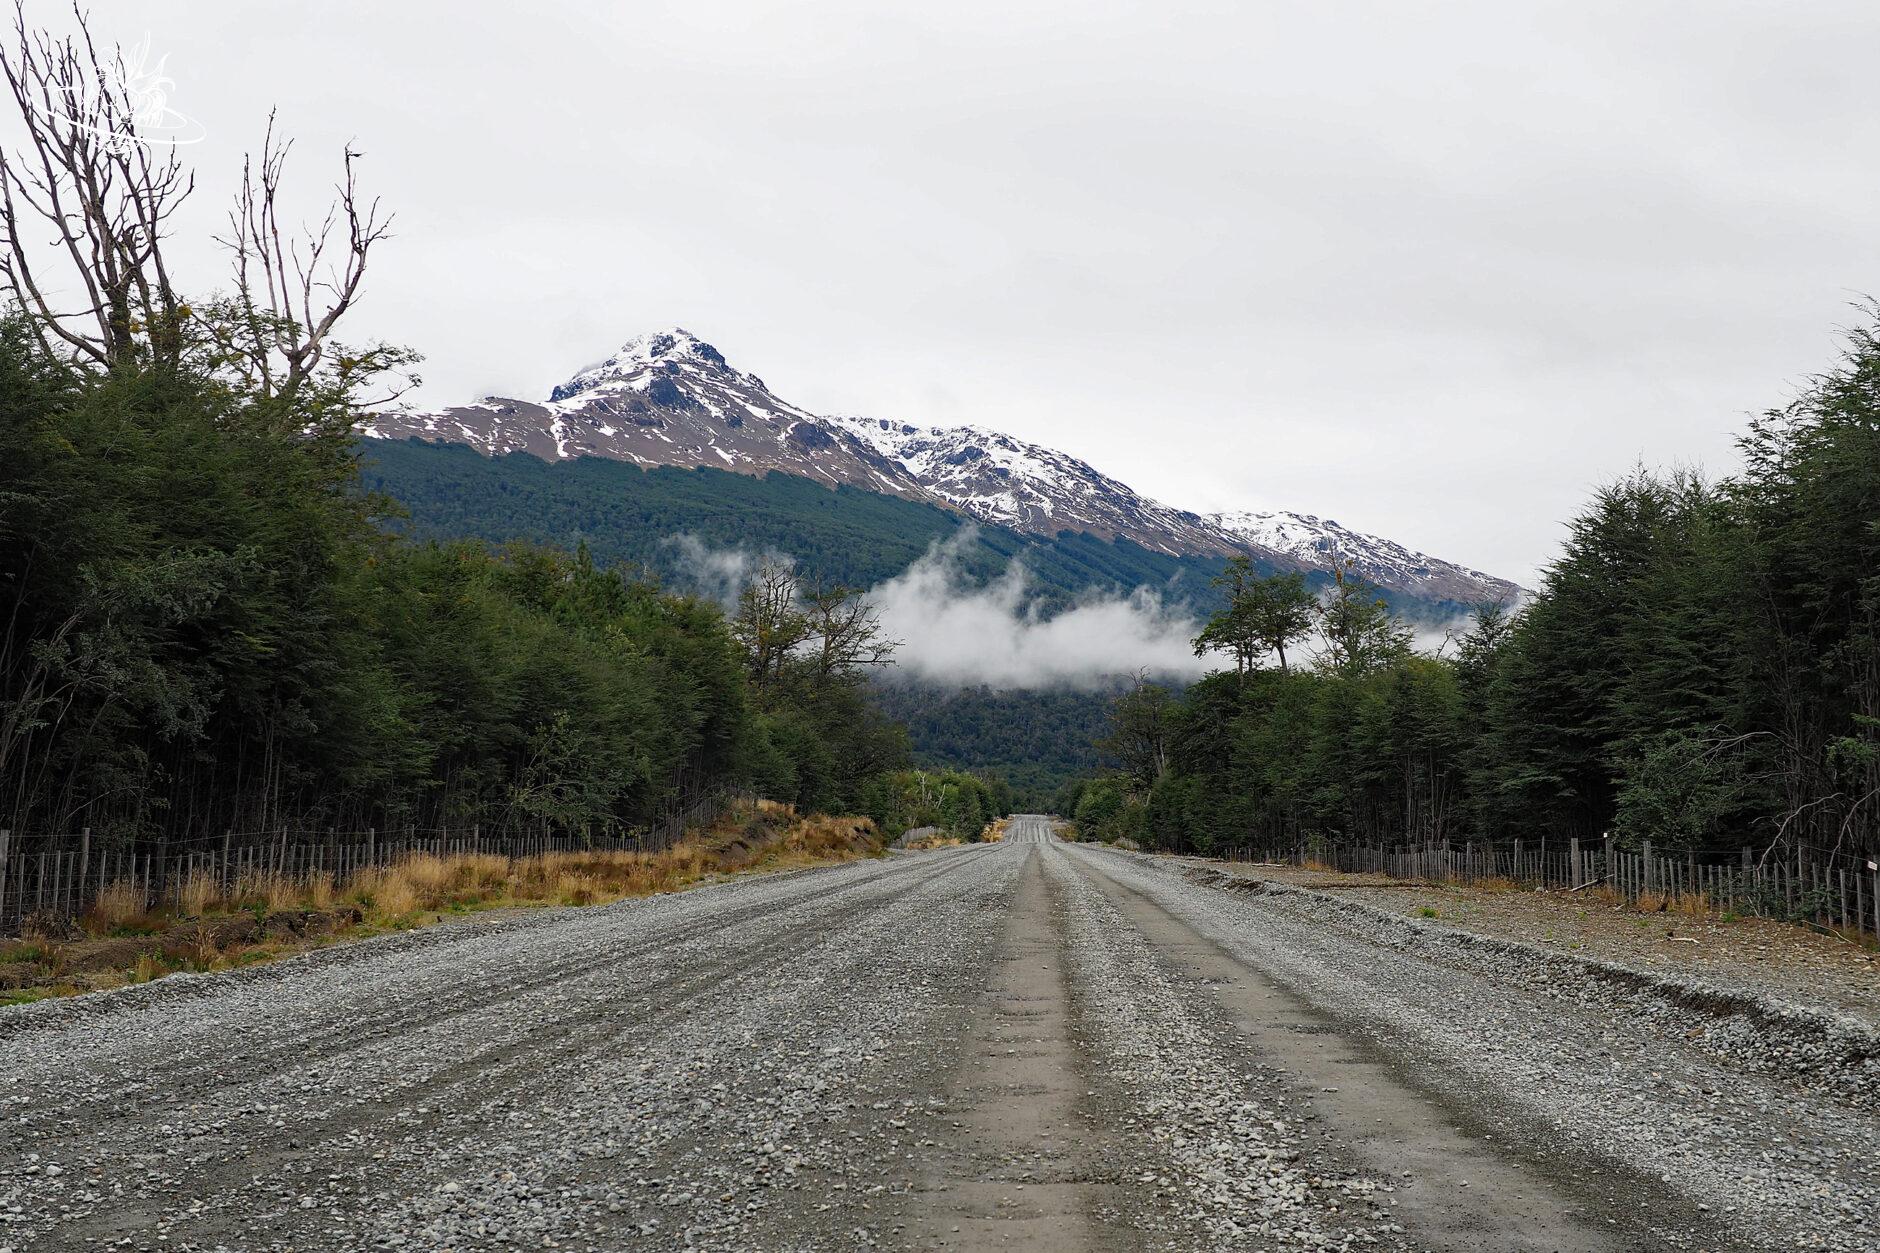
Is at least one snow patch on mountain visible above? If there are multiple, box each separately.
[1211,510,1522,606]
[825,415,1235,557]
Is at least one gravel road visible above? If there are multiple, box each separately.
[2,817,1874,1251]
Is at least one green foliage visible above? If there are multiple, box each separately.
[1071,775,1148,844]
[1314,564,1413,676]
[1081,312,1880,863]
[867,682,1115,808]
[1612,730,1749,852]
[859,768,1007,838]
[1193,560,1316,676]
[1098,679,1178,790]
[0,319,903,837]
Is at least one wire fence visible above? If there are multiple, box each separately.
[0,788,735,935]
[1218,837,1880,944]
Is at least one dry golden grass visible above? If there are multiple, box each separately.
[461,852,509,889]
[228,870,302,913]
[363,868,421,922]
[554,871,604,906]
[305,872,336,910]
[1635,889,1713,916]
[400,854,455,897]
[181,919,220,967]
[982,818,1009,843]
[904,832,963,850]
[7,804,885,1005]
[178,871,218,917]
[82,879,149,933]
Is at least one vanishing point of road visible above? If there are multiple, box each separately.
[3,817,1875,1251]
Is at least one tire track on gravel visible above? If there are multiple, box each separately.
[7,847,1009,1250]
[5,850,975,1108]
[1073,843,1880,1253]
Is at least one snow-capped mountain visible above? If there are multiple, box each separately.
[1211,510,1522,606]
[364,329,931,501]
[365,328,1518,603]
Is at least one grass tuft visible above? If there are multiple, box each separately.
[83,880,150,934]
[177,872,219,918]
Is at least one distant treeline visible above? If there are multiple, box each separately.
[1066,315,1880,862]
[860,768,1012,840]
[868,682,1117,808]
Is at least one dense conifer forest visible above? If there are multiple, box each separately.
[868,682,1116,806]
[1066,318,1880,868]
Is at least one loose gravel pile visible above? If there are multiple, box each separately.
[1173,863,1880,1106]
[1188,857,1880,1025]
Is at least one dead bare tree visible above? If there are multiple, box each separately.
[731,559,812,690]
[0,1,193,371]
[803,580,900,680]
[0,4,411,404]
[209,111,409,405]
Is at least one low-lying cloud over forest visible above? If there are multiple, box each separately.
[664,532,1488,690]
[667,532,1207,690]
[866,535,1207,689]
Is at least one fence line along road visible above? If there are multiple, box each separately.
[1219,837,1880,944]
[0,789,734,936]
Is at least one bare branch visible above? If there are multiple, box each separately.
[0,1,191,371]
[216,118,396,402]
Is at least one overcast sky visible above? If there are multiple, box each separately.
[73,0,1880,581]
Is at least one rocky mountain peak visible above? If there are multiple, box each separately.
[549,328,745,403]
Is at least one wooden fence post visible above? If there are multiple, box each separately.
[1569,837,1581,889]
[49,838,64,919]
[1870,860,1878,942]
[0,829,9,928]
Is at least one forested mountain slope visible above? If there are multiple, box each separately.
[868,683,1119,804]
[360,439,1236,614]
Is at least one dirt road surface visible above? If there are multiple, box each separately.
[3,816,1874,1251]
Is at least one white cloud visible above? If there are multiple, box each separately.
[662,533,786,609]
[664,530,1206,689]
[866,533,1205,690]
